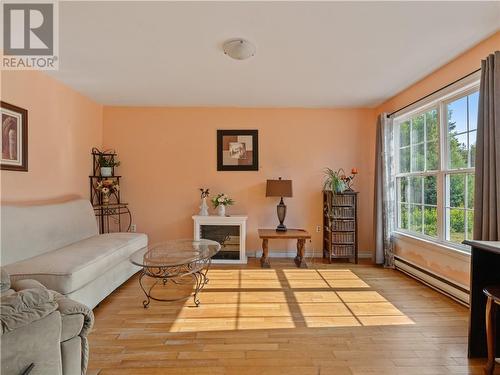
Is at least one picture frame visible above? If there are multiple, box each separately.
[217,129,258,171]
[1,101,28,172]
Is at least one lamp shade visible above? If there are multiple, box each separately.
[266,179,293,198]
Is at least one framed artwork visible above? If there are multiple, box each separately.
[1,101,28,171]
[217,129,258,171]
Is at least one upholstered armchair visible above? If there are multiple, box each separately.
[0,269,94,375]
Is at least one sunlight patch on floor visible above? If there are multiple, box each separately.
[161,268,415,332]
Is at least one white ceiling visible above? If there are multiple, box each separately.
[48,1,500,107]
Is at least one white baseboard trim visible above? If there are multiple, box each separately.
[394,256,469,306]
[246,250,373,259]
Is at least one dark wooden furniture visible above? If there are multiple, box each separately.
[484,287,500,374]
[258,229,311,268]
[463,240,500,358]
[89,148,131,234]
[323,191,358,263]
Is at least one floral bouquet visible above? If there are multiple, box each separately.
[96,179,120,204]
[211,193,234,217]
[211,193,234,208]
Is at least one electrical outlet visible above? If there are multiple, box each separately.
[316,225,321,233]
[130,224,137,233]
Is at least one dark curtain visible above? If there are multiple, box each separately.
[474,51,500,240]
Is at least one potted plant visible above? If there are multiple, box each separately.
[323,167,347,193]
[211,193,234,216]
[98,154,120,177]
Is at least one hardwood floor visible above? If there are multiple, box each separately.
[88,258,492,375]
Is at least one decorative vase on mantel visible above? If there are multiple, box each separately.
[199,197,209,216]
[217,205,226,217]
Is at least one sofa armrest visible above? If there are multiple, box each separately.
[51,292,94,375]
[0,288,57,334]
[52,292,94,337]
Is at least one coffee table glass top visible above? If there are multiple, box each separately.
[130,239,220,268]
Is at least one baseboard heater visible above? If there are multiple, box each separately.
[394,256,469,306]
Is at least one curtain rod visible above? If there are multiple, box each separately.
[387,68,481,118]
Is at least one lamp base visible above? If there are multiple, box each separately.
[276,224,287,232]
[276,198,287,232]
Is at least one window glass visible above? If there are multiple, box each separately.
[448,208,465,244]
[468,92,479,131]
[426,109,438,141]
[400,121,410,147]
[424,206,437,237]
[411,144,425,172]
[445,173,474,244]
[412,115,425,144]
[399,147,410,173]
[395,88,478,248]
[449,132,468,169]
[409,176,422,204]
[424,176,437,205]
[447,96,467,134]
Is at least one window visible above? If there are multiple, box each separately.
[395,84,479,249]
[397,108,439,238]
[445,91,478,244]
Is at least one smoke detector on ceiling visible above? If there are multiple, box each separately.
[223,39,256,60]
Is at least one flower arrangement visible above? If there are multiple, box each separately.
[96,179,120,204]
[211,193,234,208]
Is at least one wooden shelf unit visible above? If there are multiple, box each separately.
[323,190,358,263]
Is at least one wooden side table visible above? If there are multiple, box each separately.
[258,229,311,268]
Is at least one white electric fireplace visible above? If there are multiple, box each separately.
[192,215,247,264]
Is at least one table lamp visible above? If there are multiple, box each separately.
[266,177,293,232]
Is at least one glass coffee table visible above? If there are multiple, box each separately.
[130,239,220,308]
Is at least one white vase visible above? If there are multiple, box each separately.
[217,205,226,217]
[199,197,209,216]
[100,167,112,177]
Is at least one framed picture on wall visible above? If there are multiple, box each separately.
[1,102,28,172]
[217,129,258,171]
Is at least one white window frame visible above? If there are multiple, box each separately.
[392,73,480,252]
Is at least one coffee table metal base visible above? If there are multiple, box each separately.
[138,259,211,308]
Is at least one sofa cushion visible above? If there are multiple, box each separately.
[1,199,98,265]
[4,233,147,295]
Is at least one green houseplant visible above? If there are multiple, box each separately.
[98,154,120,177]
[323,168,346,194]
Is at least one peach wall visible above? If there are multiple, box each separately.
[0,71,103,202]
[376,31,500,288]
[103,107,375,255]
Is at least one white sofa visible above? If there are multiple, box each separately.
[1,199,147,309]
